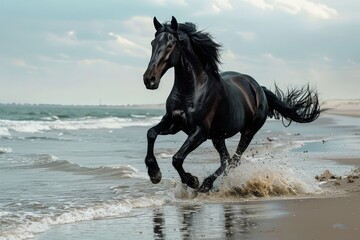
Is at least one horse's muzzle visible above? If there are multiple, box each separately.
[143,73,159,90]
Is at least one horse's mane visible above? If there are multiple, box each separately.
[163,22,222,79]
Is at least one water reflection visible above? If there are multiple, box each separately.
[224,205,259,239]
[152,203,266,239]
[153,209,165,240]
[179,205,201,240]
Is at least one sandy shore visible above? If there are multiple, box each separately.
[259,167,360,240]
[266,99,360,240]
[322,99,360,117]
[257,196,360,240]
[243,99,360,240]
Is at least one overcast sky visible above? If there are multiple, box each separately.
[0,0,359,105]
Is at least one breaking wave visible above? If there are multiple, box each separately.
[0,147,13,154]
[0,116,161,135]
[26,154,147,180]
[0,195,170,240]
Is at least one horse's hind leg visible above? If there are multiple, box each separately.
[230,113,267,168]
[229,130,256,167]
[198,139,230,192]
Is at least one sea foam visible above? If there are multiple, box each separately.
[0,147,13,154]
[0,196,169,240]
[0,116,159,134]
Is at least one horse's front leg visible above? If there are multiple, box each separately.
[146,116,178,184]
[172,126,207,189]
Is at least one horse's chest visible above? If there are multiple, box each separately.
[171,107,196,131]
[171,109,188,125]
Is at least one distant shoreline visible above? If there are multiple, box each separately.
[0,102,166,109]
[322,99,360,117]
[1,99,359,115]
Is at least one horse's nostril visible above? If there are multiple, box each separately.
[143,76,155,83]
[144,75,158,89]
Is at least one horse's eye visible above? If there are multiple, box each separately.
[167,43,173,49]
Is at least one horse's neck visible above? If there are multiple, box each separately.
[173,55,208,95]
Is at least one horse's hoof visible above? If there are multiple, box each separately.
[198,182,213,193]
[198,185,210,193]
[149,169,162,184]
[187,175,199,189]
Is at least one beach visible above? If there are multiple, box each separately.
[0,102,359,240]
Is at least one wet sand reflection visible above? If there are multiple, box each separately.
[152,203,271,239]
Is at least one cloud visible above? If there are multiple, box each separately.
[149,0,187,6]
[243,0,338,19]
[108,32,150,58]
[46,31,79,45]
[237,31,256,41]
[323,56,332,62]
[195,0,233,15]
[77,58,112,65]
[67,30,77,40]
[212,0,233,12]
[121,16,154,37]
[243,0,274,10]
[11,58,38,71]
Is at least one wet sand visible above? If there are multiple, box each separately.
[323,157,360,166]
[262,169,360,240]
[259,196,360,240]
[261,105,359,240]
[264,104,360,240]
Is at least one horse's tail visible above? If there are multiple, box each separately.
[262,84,321,127]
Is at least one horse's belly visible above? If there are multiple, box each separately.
[209,128,239,139]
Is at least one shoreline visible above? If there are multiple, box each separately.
[322,99,360,118]
[322,157,360,166]
[30,106,360,240]
[257,195,360,240]
[324,110,360,118]
[36,188,360,240]
[35,163,360,240]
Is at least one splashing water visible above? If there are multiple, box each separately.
[218,158,319,198]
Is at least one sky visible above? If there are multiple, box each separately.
[0,0,359,105]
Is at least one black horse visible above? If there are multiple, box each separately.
[143,16,321,192]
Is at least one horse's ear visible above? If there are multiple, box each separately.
[170,16,178,32]
[153,17,163,31]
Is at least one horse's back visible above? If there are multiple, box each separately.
[212,71,268,135]
[221,71,261,90]
[221,71,267,106]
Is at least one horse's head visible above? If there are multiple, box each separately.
[143,16,181,90]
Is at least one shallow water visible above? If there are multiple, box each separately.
[35,201,286,240]
[0,104,358,239]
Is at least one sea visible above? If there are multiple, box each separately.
[0,104,359,240]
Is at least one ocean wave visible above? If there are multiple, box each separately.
[0,147,13,154]
[29,154,146,180]
[0,127,11,137]
[0,116,160,134]
[0,195,169,240]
